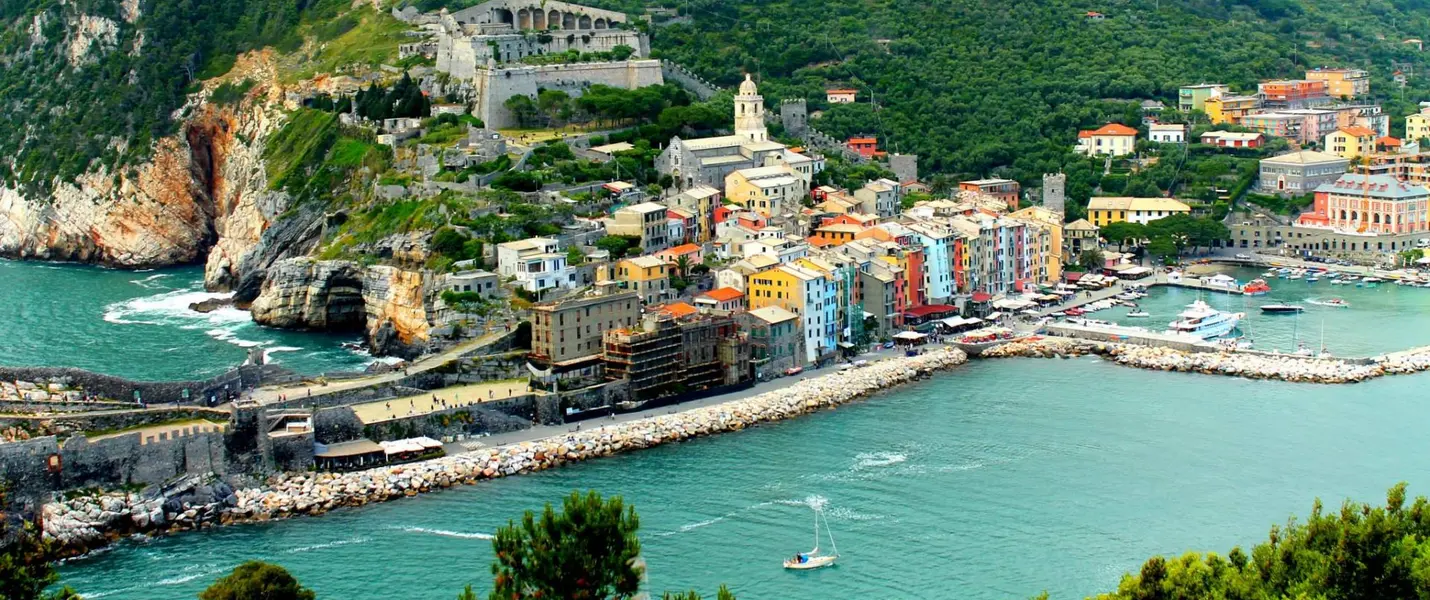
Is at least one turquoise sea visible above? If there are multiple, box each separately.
[1100,266,1430,356]
[4,259,1426,598]
[58,358,1430,599]
[0,259,374,380]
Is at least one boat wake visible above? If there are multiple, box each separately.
[655,500,782,536]
[286,537,371,553]
[395,526,494,540]
[854,451,908,469]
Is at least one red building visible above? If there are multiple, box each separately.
[846,137,882,159]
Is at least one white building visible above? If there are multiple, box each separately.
[1149,123,1186,144]
[496,237,575,292]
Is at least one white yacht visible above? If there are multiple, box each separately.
[1166,300,1243,339]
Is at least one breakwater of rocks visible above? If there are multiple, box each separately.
[41,349,968,554]
[981,336,1430,384]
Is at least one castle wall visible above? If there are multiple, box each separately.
[476,60,663,128]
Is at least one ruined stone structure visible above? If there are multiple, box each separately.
[469,60,663,128]
[889,153,919,183]
[423,0,661,128]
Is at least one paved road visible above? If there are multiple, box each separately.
[445,347,911,454]
[249,328,514,406]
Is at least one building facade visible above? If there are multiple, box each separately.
[1305,68,1369,99]
[529,290,640,366]
[1257,150,1350,196]
[1296,173,1430,235]
[1087,197,1192,226]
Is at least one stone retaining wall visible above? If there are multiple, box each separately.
[0,364,289,405]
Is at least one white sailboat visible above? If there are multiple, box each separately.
[784,506,839,570]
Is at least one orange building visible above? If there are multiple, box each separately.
[846,137,883,158]
[1257,79,1330,109]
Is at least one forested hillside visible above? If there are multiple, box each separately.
[653,0,1430,184]
[0,0,374,197]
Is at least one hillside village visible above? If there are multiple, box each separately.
[229,0,1430,398]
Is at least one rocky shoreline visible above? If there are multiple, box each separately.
[981,336,1430,384]
[42,349,969,554]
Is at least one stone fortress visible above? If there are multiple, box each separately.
[412,0,662,128]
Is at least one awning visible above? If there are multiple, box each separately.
[893,331,928,340]
[380,439,427,455]
[986,311,1004,320]
[992,298,1034,310]
[902,304,957,318]
[314,439,384,459]
[939,316,982,328]
[971,292,993,302]
[837,342,856,349]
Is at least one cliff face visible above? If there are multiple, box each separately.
[0,52,287,270]
[251,258,433,357]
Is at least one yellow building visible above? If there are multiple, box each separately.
[1305,68,1369,99]
[724,165,802,218]
[1324,126,1377,161]
[614,256,670,305]
[1087,197,1192,227]
[1204,94,1260,125]
[1407,111,1430,143]
[1009,206,1063,285]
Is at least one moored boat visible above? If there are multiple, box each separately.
[1259,304,1304,314]
[1166,300,1243,339]
[1126,310,1150,318]
[1241,279,1272,296]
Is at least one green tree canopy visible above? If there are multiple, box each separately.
[1099,221,1145,250]
[488,490,643,600]
[1089,484,1430,600]
[1076,249,1105,272]
[199,561,315,600]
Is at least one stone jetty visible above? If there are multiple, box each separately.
[41,349,968,553]
[983,336,1430,384]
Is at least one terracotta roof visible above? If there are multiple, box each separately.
[701,287,745,302]
[657,302,699,318]
[1090,123,1138,136]
[827,89,858,94]
[1338,126,1377,137]
[664,243,702,256]
[1077,130,1094,139]
[848,137,878,144]
[1379,136,1403,147]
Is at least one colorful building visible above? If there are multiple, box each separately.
[1258,150,1350,196]
[1297,173,1430,234]
[1075,123,1138,157]
[1324,126,1377,161]
[1199,131,1264,149]
[694,287,746,312]
[1009,206,1063,285]
[1407,109,1430,143]
[958,178,1021,211]
[846,137,881,159]
[1305,68,1370,99]
[613,255,671,304]
[1204,94,1260,124]
[907,223,954,303]
[1257,79,1331,109]
[826,89,857,104]
[742,306,802,376]
[1087,197,1192,227]
[1178,84,1228,112]
[724,165,802,219]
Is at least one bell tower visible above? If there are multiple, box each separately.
[733,73,768,143]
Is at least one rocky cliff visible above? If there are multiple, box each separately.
[251,258,433,358]
[0,52,288,271]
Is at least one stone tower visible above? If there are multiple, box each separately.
[734,74,768,143]
[780,99,808,136]
[1042,172,1067,216]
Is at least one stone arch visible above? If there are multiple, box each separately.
[579,15,592,28]
[517,8,532,30]
[494,8,514,24]
[563,12,576,29]
[533,10,545,29]
[594,17,607,29]
[548,10,561,29]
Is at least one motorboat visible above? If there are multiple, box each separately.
[1166,300,1243,339]
[1306,297,1350,308]
[1260,271,1277,278]
[1126,310,1151,318]
[1259,304,1304,314]
[784,506,838,570]
[1241,279,1272,296]
[1330,278,1349,285]
[950,327,1027,356]
[1204,274,1240,291]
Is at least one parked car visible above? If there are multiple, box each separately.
[1234,253,1252,260]
[784,366,804,376]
